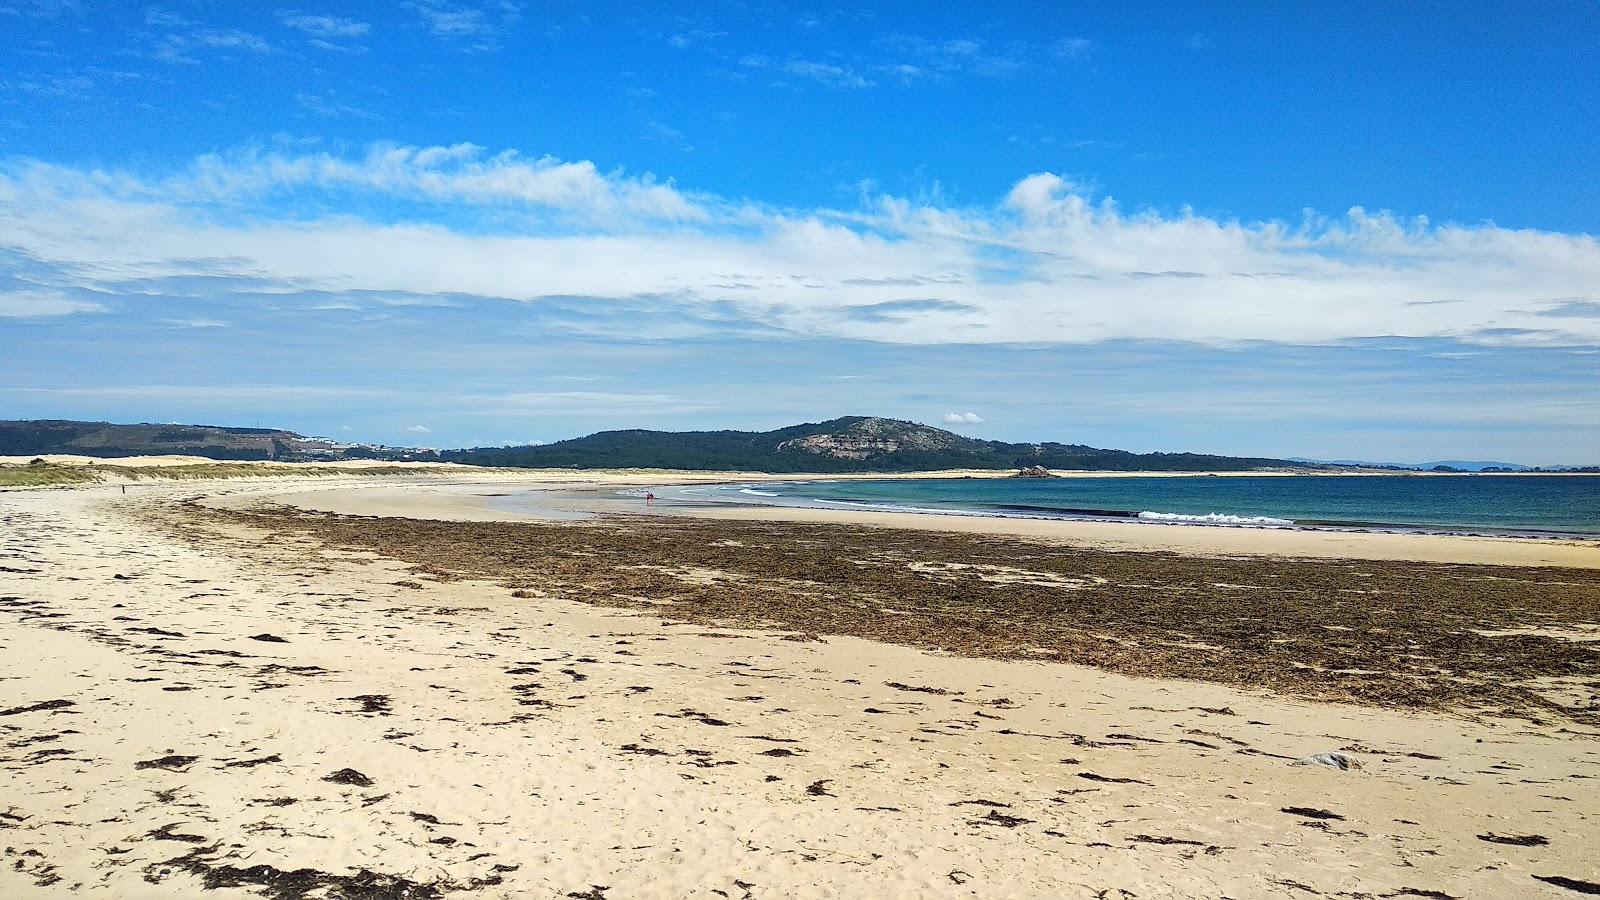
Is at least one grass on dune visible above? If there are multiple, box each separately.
[0,461,444,487]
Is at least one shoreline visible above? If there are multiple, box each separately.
[632,479,1600,541]
[210,477,1600,569]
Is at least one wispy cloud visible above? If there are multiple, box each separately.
[0,0,82,18]
[739,55,875,89]
[80,142,707,221]
[780,59,874,89]
[1052,37,1093,62]
[0,72,93,99]
[643,119,694,153]
[162,317,227,328]
[152,26,276,64]
[281,13,371,38]
[295,93,380,120]
[407,0,519,50]
[882,35,1030,78]
[0,289,104,317]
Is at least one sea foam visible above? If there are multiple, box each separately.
[1137,511,1295,527]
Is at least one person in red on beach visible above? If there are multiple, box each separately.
[645,491,655,506]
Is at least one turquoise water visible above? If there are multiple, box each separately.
[660,475,1600,536]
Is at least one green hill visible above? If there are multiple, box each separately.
[0,419,299,460]
[2,416,1314,472]
[443,416,1305,473]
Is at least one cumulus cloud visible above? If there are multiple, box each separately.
[942,412,984,425]
[1,143,1598,348]
[405,424,432,433]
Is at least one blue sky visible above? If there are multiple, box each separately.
[2,1,1597,462]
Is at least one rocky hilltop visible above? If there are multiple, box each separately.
[775,417,969,459]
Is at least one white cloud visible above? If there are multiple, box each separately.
[884,36,1027,77]
[282,14,370,38]
[780,60,874,89]
[162,318,226,328]
[407,0,518,48]
[405,424,432,433]
[0,290,104,317]
[2,143,1599,349]
[154,28,276,63]
[295,93,379,120]
[156,142,705,221]
[1,72,93,99]
[738,54,875,89]
[942,412,984,425]
[1053,37,1093,61]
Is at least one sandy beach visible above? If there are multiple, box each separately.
[3,475,1598,898]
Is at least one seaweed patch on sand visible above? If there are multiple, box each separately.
[192,504,1600,722]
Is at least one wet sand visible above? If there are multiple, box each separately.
[2,479,1598,898]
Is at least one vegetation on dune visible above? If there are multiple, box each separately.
[0,461,444,487]
[0,460,103,487]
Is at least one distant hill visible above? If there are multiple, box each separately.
[0,419,300,460]
[1289,456,1554,472]
[443,416,1307,473]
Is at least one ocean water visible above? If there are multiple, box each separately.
[653,475,1600,537]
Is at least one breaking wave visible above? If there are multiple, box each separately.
[1136,511,1295,527]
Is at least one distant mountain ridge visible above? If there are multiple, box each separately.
[13,416,1582,473]
[441,416,1308,473]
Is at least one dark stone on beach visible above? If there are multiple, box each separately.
[248,633,289,643]
[322,768,374,787]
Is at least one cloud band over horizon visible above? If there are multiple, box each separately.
[3,141,1597,349]
[2,140,1596,462]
